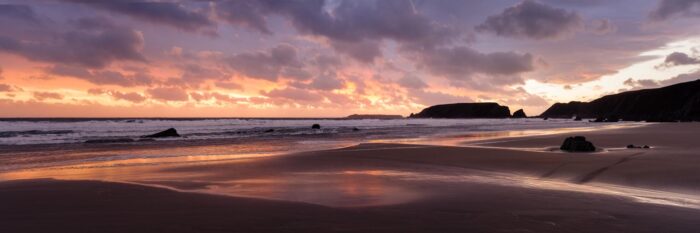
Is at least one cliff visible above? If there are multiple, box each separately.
[410,103,511,119]
[540,79,700,121]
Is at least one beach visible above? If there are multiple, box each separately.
[2,122,700,232]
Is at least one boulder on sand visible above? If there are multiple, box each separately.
[560,136,596,152]
[311,124,321,129]
[142,128,180,138]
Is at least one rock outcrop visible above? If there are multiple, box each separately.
[142,128,180,138]
[409,103,511,119]
[512,109,527,118]
[560,136,596,152]
[311,124,321,129]
[540,79,700,121]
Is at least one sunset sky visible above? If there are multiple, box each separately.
[1,0,700,117]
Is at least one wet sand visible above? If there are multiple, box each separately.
[2,123,700,232]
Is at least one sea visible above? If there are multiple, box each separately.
[0,118,605,146]
[0,118,625,173]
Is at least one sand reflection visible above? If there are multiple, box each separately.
[195,170,424,207]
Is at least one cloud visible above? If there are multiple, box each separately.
[176,63,230,86]
[262,87,324,103]
[66,0,216,35]
[147,87,189,102]
[33,91,63,101]
[658,52,700,67]
[215,1,271,34]
[398,75,429,89]
[308,74,346,91]
[0,84,11,92]
[587,19,616,35]
[0,4,40,25]
[476,0,582,40]
[0,17,146,68]
[110,91,146,103]
[215,81,243,90]
[215,0,458,62]
[650,0,700,21]
[189,92,243,104]
[329,40,382,63]
[87,88,105,95]
[225,44,309,81]
[47,65,154,87]
[501,89,549,107]
[417,46,534,81]
[410,90,472,106]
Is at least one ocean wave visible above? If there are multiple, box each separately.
[0,130,75,138]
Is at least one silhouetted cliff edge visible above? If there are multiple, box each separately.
[540,79,700,121]
[409,103,511,118]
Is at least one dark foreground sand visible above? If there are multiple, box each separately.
[2,123,700,232]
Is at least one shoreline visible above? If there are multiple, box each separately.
[0,121,636,172]
[3,123,700,232]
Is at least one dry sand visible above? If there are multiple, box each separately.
[2,123,700,232]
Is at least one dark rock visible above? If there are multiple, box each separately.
[540,79,700,121]
[627,144,651,149]
[574,116,582,121]
[352,127,360,131]
[142,128,180,138]
[543,117,549,120]
[410,103,511,119]
[264,129,275,133]
[311,124,321,129]
[590,116,619,122]
[85,138,135,144]
[512,109,527,118]
[560,136,596,152]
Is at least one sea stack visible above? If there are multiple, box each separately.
[409,103,511,119]
[512,109,527,118]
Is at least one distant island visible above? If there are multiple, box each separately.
[409,103,513,118]
[540,79,700,122]
[345,114,404,119]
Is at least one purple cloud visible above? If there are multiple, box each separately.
[650,0,700,20]
[0,16,146,69]
[417,46,535,80]
[226,44,309,81]
[47,65,154,87]
[66,0,216,35]
[476,0,582,40]
[659,52,700,67]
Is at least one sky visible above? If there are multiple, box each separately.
[1,0,700,117]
